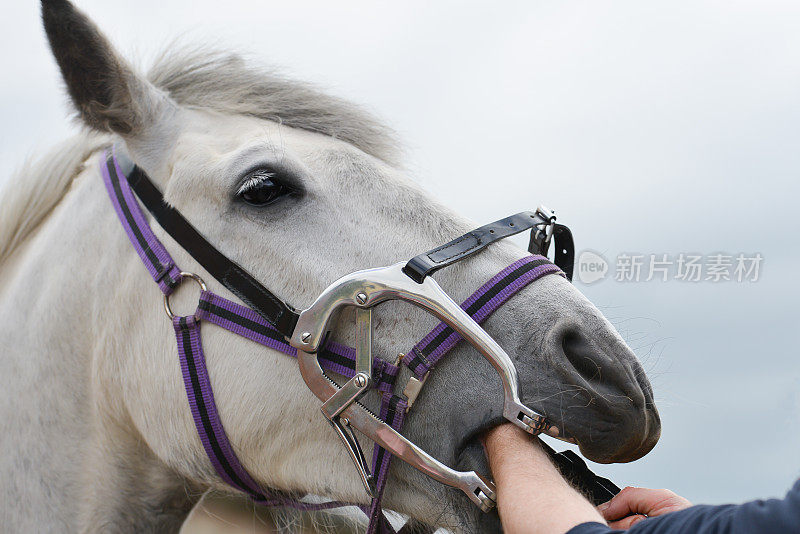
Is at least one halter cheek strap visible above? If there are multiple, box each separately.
[112,149,300,336]
[99,146,581,533]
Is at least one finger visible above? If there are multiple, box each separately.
[598,487,640,520]
[598,487,662,520]
[608,515,647,530]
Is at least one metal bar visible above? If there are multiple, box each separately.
[354,307,372,377]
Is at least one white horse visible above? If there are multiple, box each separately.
[0,1,660,532]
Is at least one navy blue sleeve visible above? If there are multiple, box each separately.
[566,479,800,534]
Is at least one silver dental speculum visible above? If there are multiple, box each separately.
[289,260,567,512]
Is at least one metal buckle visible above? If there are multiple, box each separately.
[288,262,562,511]
[402,373,428,411]
[536,204,556,223]
[530,205,557,258]
[163,272,207,320]
[535,204,556,243]
[393,353,429,412]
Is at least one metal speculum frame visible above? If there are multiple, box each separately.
[289,207,572,511]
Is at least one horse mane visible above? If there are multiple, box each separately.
[0,46,400,263]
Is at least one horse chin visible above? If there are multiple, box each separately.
[565,403,662,464]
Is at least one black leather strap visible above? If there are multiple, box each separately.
[115,150,300,337]
[403,211,575,283]
[552,224,575,282]
[541,441,620,506]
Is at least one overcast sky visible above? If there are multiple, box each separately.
[2,1,799,506]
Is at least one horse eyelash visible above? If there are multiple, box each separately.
[236,171,276,197]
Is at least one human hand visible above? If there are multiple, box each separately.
[598,487,692,529]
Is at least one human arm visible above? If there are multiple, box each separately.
[485,423,800,534]
[483,423,605,534]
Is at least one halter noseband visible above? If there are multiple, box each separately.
[101,146,616,533]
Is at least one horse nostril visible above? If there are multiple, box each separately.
[545,324,659,461]
[561,330,616,387]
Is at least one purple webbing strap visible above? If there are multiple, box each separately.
[173,314,349,511]
[402,255,563,378]
[103,148,350,512]
[173,315,269,502]
[100,148,182,295]
[196,291,400,394]
[364,395,408,534]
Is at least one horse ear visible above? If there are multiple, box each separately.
[41,0,173,137]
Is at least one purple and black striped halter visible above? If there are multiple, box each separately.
[100,145,584,533]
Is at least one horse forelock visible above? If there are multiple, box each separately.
[146,45,401,167]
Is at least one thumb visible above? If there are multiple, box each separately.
[598,487,646,520]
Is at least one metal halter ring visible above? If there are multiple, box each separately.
[164,272,207,319]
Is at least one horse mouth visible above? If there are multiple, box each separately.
[556,401,662,464]
[454,398,660,480]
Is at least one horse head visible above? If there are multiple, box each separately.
[37,0,660,530]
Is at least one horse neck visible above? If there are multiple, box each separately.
[0,150,200,532]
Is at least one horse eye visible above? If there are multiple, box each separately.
[237,170,291,207]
